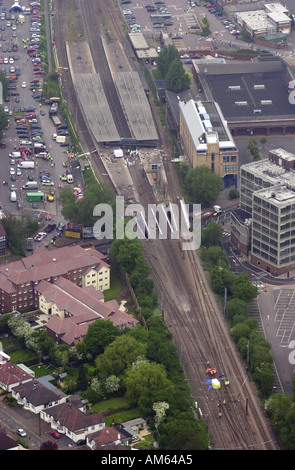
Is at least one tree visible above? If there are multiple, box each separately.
[58,176,114,227]
[232,273,258,303]
[95,334,146,377]
[2,215,38,256]
[185,166,222,207]
[156,44,180,79]
[77,365,88,391]
[201,222,223,247]
[124,359,173,410]
[40,440,58,450]
[0,107,8,140]
[226,298,249,323]
[156,44,191,93]
[82,319,121,359]
[165,57,191,93]
[109,237,143,274]
[105,375,121,395]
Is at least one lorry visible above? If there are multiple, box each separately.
[18,161,35,169]
[10,191,17,202]
[51,115,61,127]
[23,181,38,190]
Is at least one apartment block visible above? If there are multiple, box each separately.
[0,245,110,313]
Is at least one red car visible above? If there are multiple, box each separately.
[33,71,45,75]
[50,431,62,439]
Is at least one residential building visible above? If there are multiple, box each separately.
[12,380,67,414]
[87,426,133,449]
[0,245,110,313]
[179,99,238,188]
[40,400,105,444]
[35,277,139,346]
[0,361,33,392]
[0,431,19,451]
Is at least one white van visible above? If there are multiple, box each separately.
[22,182,38,190]
[9,152,21,158]
[10,191,17,202]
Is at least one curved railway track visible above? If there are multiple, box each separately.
[53,0,279,450]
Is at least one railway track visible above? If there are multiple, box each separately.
[77,0,132,139]
[53,0,279,450]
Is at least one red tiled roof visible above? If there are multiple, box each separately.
[0,246,109,287]
[45,401,104,432]
[0,362,32,387]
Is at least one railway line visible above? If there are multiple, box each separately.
[77,0,132,140]
[52,0,279,450]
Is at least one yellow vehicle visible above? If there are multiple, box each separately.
[47,188,55,202]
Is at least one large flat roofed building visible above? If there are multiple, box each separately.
[193,58,295,136]
[236,5,291,37]
[179,99,238,188]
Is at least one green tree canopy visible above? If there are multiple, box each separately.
[82,320,121,359]
[58,169,114,227]
[232,272,258,303]
[95,334,146,378]
[165,57,191,93]
[156,44,191,93]
[109,237,143,274]
[124,359,174,410]
[185,166,222,207]
[201,221,223,247]
[156,44,180,78]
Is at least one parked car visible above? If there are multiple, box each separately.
[50,431,62,439]
[17,428,27,437]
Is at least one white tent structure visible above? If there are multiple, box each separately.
[114,148,123,158]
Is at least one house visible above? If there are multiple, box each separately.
[87,425,133,450]
[34,277,139,346]
[0,431,19,450]
[0,362,33,392]
[0,245,111,313]
[11,380,67,414]
[40,400,105,443]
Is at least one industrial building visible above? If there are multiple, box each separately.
[193,57,295,136]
